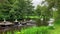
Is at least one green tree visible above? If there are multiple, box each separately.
[0,0,12,21]
[0,0,34,21]
[10,0,34,20]
[45,0,60,24]
[34,5,42,26]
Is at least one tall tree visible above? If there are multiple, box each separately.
[0,0,34,21]
[45,0,60,24]
[35,5,42,26]
[9,0,34,20]
[0,0,12,20]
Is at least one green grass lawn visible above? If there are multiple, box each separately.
[50,24,60,34]
[19,24,60,34]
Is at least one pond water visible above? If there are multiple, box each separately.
[0,18,55,34]
[0,23,36,34]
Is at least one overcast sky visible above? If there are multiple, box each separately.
[32,0,57,11]
[32,0,45,6]
[32,0,45,8]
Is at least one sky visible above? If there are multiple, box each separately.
[32,0,45,8]
[32,0,57,11]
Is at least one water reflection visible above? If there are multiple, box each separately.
[0,20,36,34]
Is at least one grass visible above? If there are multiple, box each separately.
[50,24,60,34]
[20,26,50,34]
[2,26,50,34]
[15,24,60,34]
[50,20,60,34]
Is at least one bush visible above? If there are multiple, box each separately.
[20,26,50,34]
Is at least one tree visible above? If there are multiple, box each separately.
[34,5,51,26]
[35,5,41,16]
[0,0,12,21]
[34,5,42,26]
[45,0,60,24]
[0,0,34,21]
[10,0,34,20]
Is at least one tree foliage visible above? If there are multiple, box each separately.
[45,0,60,18]
[0,0,34,21]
